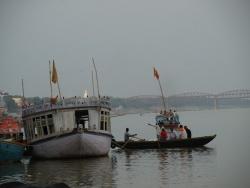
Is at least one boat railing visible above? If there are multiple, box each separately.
[22,96,111,117]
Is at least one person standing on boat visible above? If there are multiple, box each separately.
[124,128,137,142]
[184,126,192,139]
[173,110,180,124]
[160,128,168,141]
[178,125,187,139]
[169,109,174,124]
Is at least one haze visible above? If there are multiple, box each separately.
[0,0,249,98]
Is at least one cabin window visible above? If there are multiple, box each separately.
[100,110,110,131]
[26,118,34,140]
[100,121,104,130]
[43,126,48,135]
[41,116,46,126]
[75,110,89,130]
[29,119,35,139]
[36,117,43,137]
[47,114,55,134]
[105,121,107,131]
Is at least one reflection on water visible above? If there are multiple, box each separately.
[0,146,217,188]
[111,147,216,188]
[25,157,113,187]
[0,162,26,183]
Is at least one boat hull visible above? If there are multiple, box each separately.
[114,135,216,149]
[0,141,25,162]
[31,131,112,159]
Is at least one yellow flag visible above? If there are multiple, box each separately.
[51,60,58,83]
[153,67,159,80]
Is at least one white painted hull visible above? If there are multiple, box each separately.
[31,132,112,159]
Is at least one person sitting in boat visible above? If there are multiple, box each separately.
[124,128,137,142]
[184,126,192,139]
[169,128,177,140]
[160,128,168,141]
[178,125,187,139]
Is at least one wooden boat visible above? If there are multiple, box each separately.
[0,141,26,162]
[112,135,216,149]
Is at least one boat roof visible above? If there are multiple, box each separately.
[22,96,111,117]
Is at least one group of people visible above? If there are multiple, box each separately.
[124,109,192,142]
[159,109,180,124]
[159,125,192,141]
[124,125,191,142]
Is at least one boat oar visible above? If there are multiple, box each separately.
[131,135,145,141]
[146,123,157,128]
[146,123,161,148]
[120,139,131,150]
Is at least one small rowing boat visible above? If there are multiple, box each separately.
[112,135,216,149]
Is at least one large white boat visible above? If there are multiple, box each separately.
[22,60,112,159]
[22,96,112,159]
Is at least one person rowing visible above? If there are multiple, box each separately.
[124,128,137,142]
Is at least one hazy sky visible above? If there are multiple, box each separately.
[0,0,249,98]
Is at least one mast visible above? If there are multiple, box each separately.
[157,79,167,111]
[51,60,65,130]
[92,57,100,99]
[153,67,167,111]
[91,70,95,97]
[49,60,53,105]
[21,78,25,107]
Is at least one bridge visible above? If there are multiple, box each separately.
[129,89,250,99]
[215,89,250,99]
[172,89,250,109]
[128,89,250,109]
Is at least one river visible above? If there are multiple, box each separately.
[0,108,250,188]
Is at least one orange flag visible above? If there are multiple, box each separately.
[153,67,159,80]
[51,60,58,83]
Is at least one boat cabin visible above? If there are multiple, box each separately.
[22,96,111,143]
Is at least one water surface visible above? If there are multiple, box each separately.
[1,108,250,188]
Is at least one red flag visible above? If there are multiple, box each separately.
[153,67,159,80]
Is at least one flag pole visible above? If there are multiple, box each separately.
[57,79,63,101]
[49,61,53,106]
[21,78,25,107]
[91,70,95,97]
[92,57,100,99]
[153,67,167,112]
[157,79,167,111]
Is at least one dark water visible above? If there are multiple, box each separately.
[1,108,250,188]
